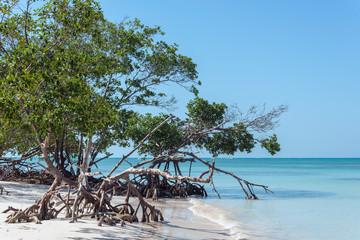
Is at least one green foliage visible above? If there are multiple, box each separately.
[0,0,199,159]
[0,117,37,157]
[187,97,227,127]
[91,19,199,108]
[127,98,282,158]
[260,134,281,155]
[1,0,109,137]
[200,128,256,157]
[126,113,184,156]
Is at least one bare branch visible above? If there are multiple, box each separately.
[182,152,272,199]
[107,115,175,177]
[236,104,288,132]
[23,0,30,45]
[108,160,215,184]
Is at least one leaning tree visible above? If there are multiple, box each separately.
[121,98,287,200]
[1,0,287,226]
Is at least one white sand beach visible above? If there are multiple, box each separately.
[0,181,231,240]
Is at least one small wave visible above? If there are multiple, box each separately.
[188,199,249,240]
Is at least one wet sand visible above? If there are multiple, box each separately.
[0,181,231,239]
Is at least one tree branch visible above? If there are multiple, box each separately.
[107,115,175,177]
[108,159,215,184]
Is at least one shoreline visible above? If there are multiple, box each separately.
[0,181,232,239]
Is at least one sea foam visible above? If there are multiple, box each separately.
[189,198,249,240]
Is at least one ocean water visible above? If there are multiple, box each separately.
[96,158,360,240]
[188,158,360,240]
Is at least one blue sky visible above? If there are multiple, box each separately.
[100,0,360,158]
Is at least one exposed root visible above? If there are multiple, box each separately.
[132,175,207,200]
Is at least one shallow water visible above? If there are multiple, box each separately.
[188,158,360,240]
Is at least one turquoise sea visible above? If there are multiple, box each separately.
[97,158,360,240]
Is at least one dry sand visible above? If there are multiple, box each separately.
[0,181,231,240]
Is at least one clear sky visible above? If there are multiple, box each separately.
[99,0,360,158]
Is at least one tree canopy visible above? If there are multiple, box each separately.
[0,0,200,164]
[0,0,287,227]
